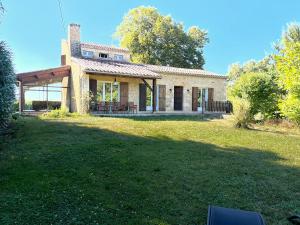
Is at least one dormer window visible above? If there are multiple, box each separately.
[99,53,108,59]
[82,50,94,58]
[114,54,124,61]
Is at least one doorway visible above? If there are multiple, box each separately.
[174,86,183,111]
[197,88,208,112]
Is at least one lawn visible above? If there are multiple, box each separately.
[0,116,299,225]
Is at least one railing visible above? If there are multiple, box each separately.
[204,101,233,113]
[90,101,137,114]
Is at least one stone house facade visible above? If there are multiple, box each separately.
[60,24,227,114]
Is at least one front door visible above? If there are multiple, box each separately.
[174,86,183,111]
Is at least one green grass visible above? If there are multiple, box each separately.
[0,116,299,225]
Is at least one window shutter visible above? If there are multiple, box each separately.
[139,84,146,111]
[158,85,166,111]
[208,88,214,102]
[120,82,128,106]
[192,87,198,111]
[89,79,97,97]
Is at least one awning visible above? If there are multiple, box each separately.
[17,65,71,85]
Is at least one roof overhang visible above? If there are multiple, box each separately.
[17,66,71,85]
[84,69,161,79]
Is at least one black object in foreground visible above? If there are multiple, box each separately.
[207,206,266,225]
[288,215,300,225]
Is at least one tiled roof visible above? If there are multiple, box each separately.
[72,57,161,79]
[81,43,129,53]
[145,64,224,78]
[72,57,226,79]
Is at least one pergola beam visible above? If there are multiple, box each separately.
[141,78,153,92]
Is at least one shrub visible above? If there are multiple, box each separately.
[32,101,61,111]
[278,94,300,124]
[0,41,15,131]
[42,108,80,119]
[42,108,70,118]
[228,72,281,119]
[231,97,252,128]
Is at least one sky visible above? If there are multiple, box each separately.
[1,0,300,100]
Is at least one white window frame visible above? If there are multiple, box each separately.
[114,54,124,61]
[197,88,208,112]
[97,81,120,102]
[82,50,94,58]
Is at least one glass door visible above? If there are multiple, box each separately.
[146,86,159,111]
[197,88,208,112]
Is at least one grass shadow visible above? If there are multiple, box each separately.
[0,117,299,225]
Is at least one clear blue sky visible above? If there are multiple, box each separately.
[1,0,299,74]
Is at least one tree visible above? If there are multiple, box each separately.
[0,41,15,130]
[228,72,281,119]
[275,42,300,123]
[115,6,208,69]
[227,56,275,83]
[282,23,300,45]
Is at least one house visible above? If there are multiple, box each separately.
[17,24,228,114]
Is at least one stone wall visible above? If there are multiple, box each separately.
[86,73,226,113]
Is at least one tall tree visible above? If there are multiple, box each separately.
[227,56,275,83]
[275,42,300,123]
[115,6,208,69]
[282,23,300,45]
[0,3,15,130]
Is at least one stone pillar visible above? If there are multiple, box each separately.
[61,76,71,112]
[80,74,90,114]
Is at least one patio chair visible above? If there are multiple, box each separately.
[97,101,106,113]
[118,104,127,113]
[206,206,265,225]
[128,102,137,114]
[112,102,120,113]
[105,101,111,113]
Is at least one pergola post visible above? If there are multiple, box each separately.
[19,81,25,113]
[152,79,156,113]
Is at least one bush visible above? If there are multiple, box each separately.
[32,101,61,111]
[231,98,252,128]
[0,41,15,131]
[42,108,70,118]
[42,108,80,119]
[278,95,300,124]
[228,72,281,119]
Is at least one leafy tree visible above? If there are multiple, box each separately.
[115,6,208,69]
[228,72,281,119]
[282,23,300,45]
[0,41,15,130]
[275,42,300,123]
[227,56,274,83]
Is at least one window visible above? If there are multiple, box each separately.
[96,81,120,102]
[114,54,124,61]
[99,53,108,59]
[82,50,94,58]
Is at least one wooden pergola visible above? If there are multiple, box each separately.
[16,66,71,113]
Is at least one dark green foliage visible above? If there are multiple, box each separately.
[0,41,15,130]
[32,101,61,111]
[115,6,208,69]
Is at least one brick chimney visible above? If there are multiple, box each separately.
[68,23,81,57]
